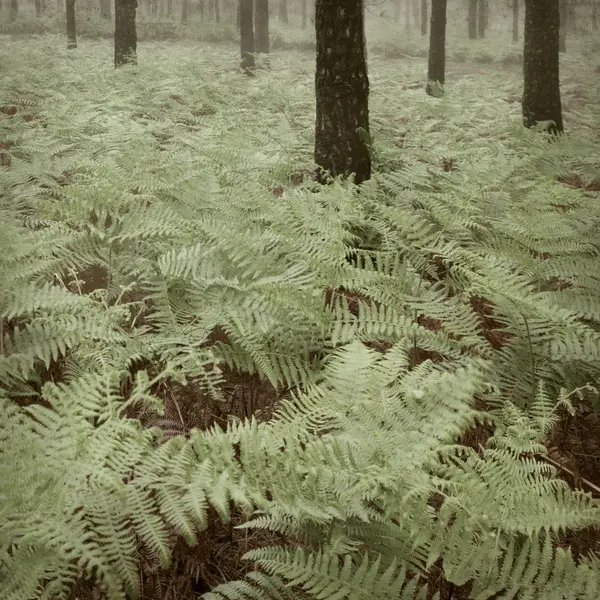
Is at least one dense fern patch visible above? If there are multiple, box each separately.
[1,37,600,600]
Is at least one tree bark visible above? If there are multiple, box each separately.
[301,0,307,29]
[559,0,567,52]
[592,1,598,30]
[66,0,77,49]
[9,0,17,21]
[114,0,137,67]
[426,0,447,96]
[35,0,41,17]
[512,0,519,41]
[255,0,269,53]
[240,0,255,73]
[468,0,477,38]
[314,0,371,184]
[522,0,563,134]
[421,0,428,35]
[279,0,287,22]
[100,0,112,19]
[477,0,487,37]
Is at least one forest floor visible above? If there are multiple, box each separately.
[2,33,600,599]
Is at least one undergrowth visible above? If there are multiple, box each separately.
[1,35,600,600]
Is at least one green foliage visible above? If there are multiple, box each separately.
[1,37,600,600]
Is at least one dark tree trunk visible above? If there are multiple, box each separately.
[421,0,427,35]
[301,0,307,29]
[100,0,111,19]
[559,0,567,52]
[208,0,213,18]
[468,0,477,38]
[214,0,219,21]
[426,0,447,96]
[523,0,563,134]
[198,0,204,20]
[255,0,269,53]
[114,0,137,66]
[35,0,41,16]
[236,0,241,29]
[512,0,519,41]
[10,0,17,20]
[181,0,187,23]
[593,1,598,30]
[314,0,371,184]
[278,0,287,23]
[240,0,255,73]
[66,0,77,49]
[477,0,487,37]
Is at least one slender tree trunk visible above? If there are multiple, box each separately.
[426,0,447,96]
[592,1,598,30]
[278,0,287,23]
[236,0,241,29]
[114,0,137,66]
[468,0,477,38]
[412,0,420,27]
[314,0,371,184]
[66,0,77,49]
[166,0,172,16]
[421,0,428,35]
[566,1,575,31]
[100,0,111,19]
[240,0,255,73]
[198,0,204,20]
[512,0,519,41]
[207,0,213,18]
[559,0,567,52]
[477,0,487,37]
[214,0,219,21]
[405,0,410,32]
[255,0,269,53]
[523,0,563,134]
[180,0,187,23]
[9,0,17,20]
[35,0,41,16]
[301,0,307,29]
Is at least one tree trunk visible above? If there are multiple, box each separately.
[301,0,307,29]
[10,0,17,21]
[592,1,598,30]
[66,0,77,49]
[199,0,204,20]
[405,0,410,32]
[100,0,111,19]
[255,0,269,53]
[166,0,172,17]
[35,0,41,16]
[278,0,287,23]
[181,0,187,23]
[214,0,219,21]
[412,0,420,27]
[477,0,487,37]
[559,0,567,52]
[240,0,255,73]
[426,0,447,96]
[522,0,563,134]
[421,0,427,35]
[468,0,477,38]
[512,0,519,41]
[114,0,137,66]
[566,1,575,31]
[314,0,371,184]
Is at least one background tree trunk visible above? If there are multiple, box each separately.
[9,0,17,21]
[166,0,172,17]
[255,0,269,53]
[100,0,112,20]
[592,1,598,30]
[278,0,287,22]
[314,0,371,184]
[180,0,187,23]
[468,0,477,38]
[214,0,219,21]
[512,0,519,41]
[114,0,137,66]
[559,0,567,51]
[35,0,41,17]
[66,0,77,49]
[240,0,255,73]
[522,0,563,134]
[405,0,410,32]
[426,0,447,95]
[421,0,428,35]
[301,0,307,29]
[477,0,487,37]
